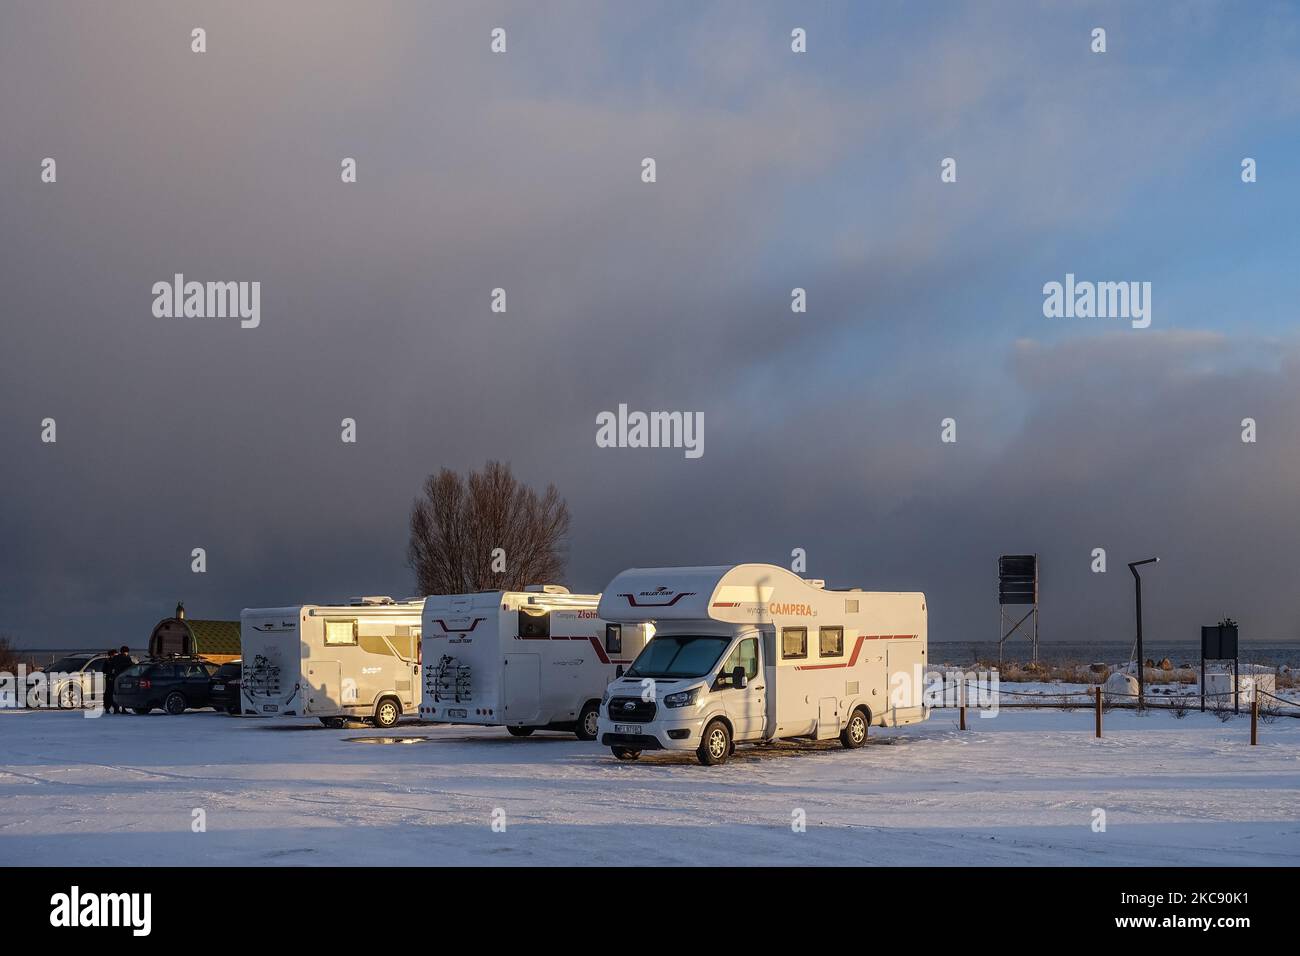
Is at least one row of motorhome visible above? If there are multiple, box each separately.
[239,563,929,765]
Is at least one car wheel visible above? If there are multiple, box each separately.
[133,707,152,715]
[697,719,732,766]
[506,725,535,737]
[574,702,601,741]
[373,699,400,729]
[611,747,641,761]
[164,692,187,715]
[840,708,869,749]
[58,684,80,708]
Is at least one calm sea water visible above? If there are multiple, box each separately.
[14,647,147,665]
[931,640,1300,668]
[16,642,1300,668]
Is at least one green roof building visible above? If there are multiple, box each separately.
[148,602,240,663]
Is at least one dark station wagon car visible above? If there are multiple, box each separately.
[208,660,242,715]
[115,658,219,714]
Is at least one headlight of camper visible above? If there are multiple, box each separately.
[663,687,700,709]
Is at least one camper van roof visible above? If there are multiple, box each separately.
[421,590,599,614]
[242,598,426,618]
[597,564,845,622]
[596,564,925,624]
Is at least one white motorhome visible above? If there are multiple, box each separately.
[240,597,424,727]
[418,586,651,739]
[595,564,928,765]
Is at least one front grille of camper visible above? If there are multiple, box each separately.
[607,697,656,722]
[428,655,472,703]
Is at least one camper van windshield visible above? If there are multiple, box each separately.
[626,635,731,679]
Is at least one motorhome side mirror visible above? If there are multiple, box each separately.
[732,666,747,689]
[615,664,625,678]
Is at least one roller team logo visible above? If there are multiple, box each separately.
[619,587,696,608]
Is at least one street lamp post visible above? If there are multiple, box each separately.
[1128,557,1160,711]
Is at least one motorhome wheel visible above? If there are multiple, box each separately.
[611,747,640,761]
[132,707,151,715]
[164,692,187,715]
[373,699,400,728]
[506,726,535,737]
[319,717,344,728]
[575,702,600,741]
[840,708,869,749]
[698,719,732,766]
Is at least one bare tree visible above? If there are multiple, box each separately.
[407,461,570,595]
[0,634,25,672]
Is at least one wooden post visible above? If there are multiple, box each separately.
[959,678,966,731]
[1250,696,1258,746]
[1095,686,1102,738]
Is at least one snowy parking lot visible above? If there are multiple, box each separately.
[1,706,1297,866]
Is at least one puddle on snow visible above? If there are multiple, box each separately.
[344,735,431,745]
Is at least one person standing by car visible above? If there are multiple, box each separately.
[113,646,133,714]
[101,649,118,714]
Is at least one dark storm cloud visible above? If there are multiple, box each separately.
[2,2,1299,649]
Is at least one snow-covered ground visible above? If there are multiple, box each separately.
[1,706,1297,866]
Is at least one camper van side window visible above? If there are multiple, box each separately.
[819,626,844,658]
[605,624,622,654]
[718,638,759,686]
[324,619,358,647]
[518,610,550,639]
[781,627,808,660]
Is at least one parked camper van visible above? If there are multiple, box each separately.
[240,597,423,727]
[419,586,651,739]
[595,564,928,765]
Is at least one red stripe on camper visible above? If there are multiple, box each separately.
[711,602,740,608]
[583,635,611,665]
[796,635,865,670]
[793,634,917,670]
[510,634,612,665]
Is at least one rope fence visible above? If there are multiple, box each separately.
[931,676,1300,740]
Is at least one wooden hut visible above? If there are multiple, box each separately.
[148,602,240,664]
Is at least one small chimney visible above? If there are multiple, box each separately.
[175,601,185,620]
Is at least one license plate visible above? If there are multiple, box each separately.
[212,684,225,691]
[447,708,467,718]
[614,724,642,735]
[261,704,278,712]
